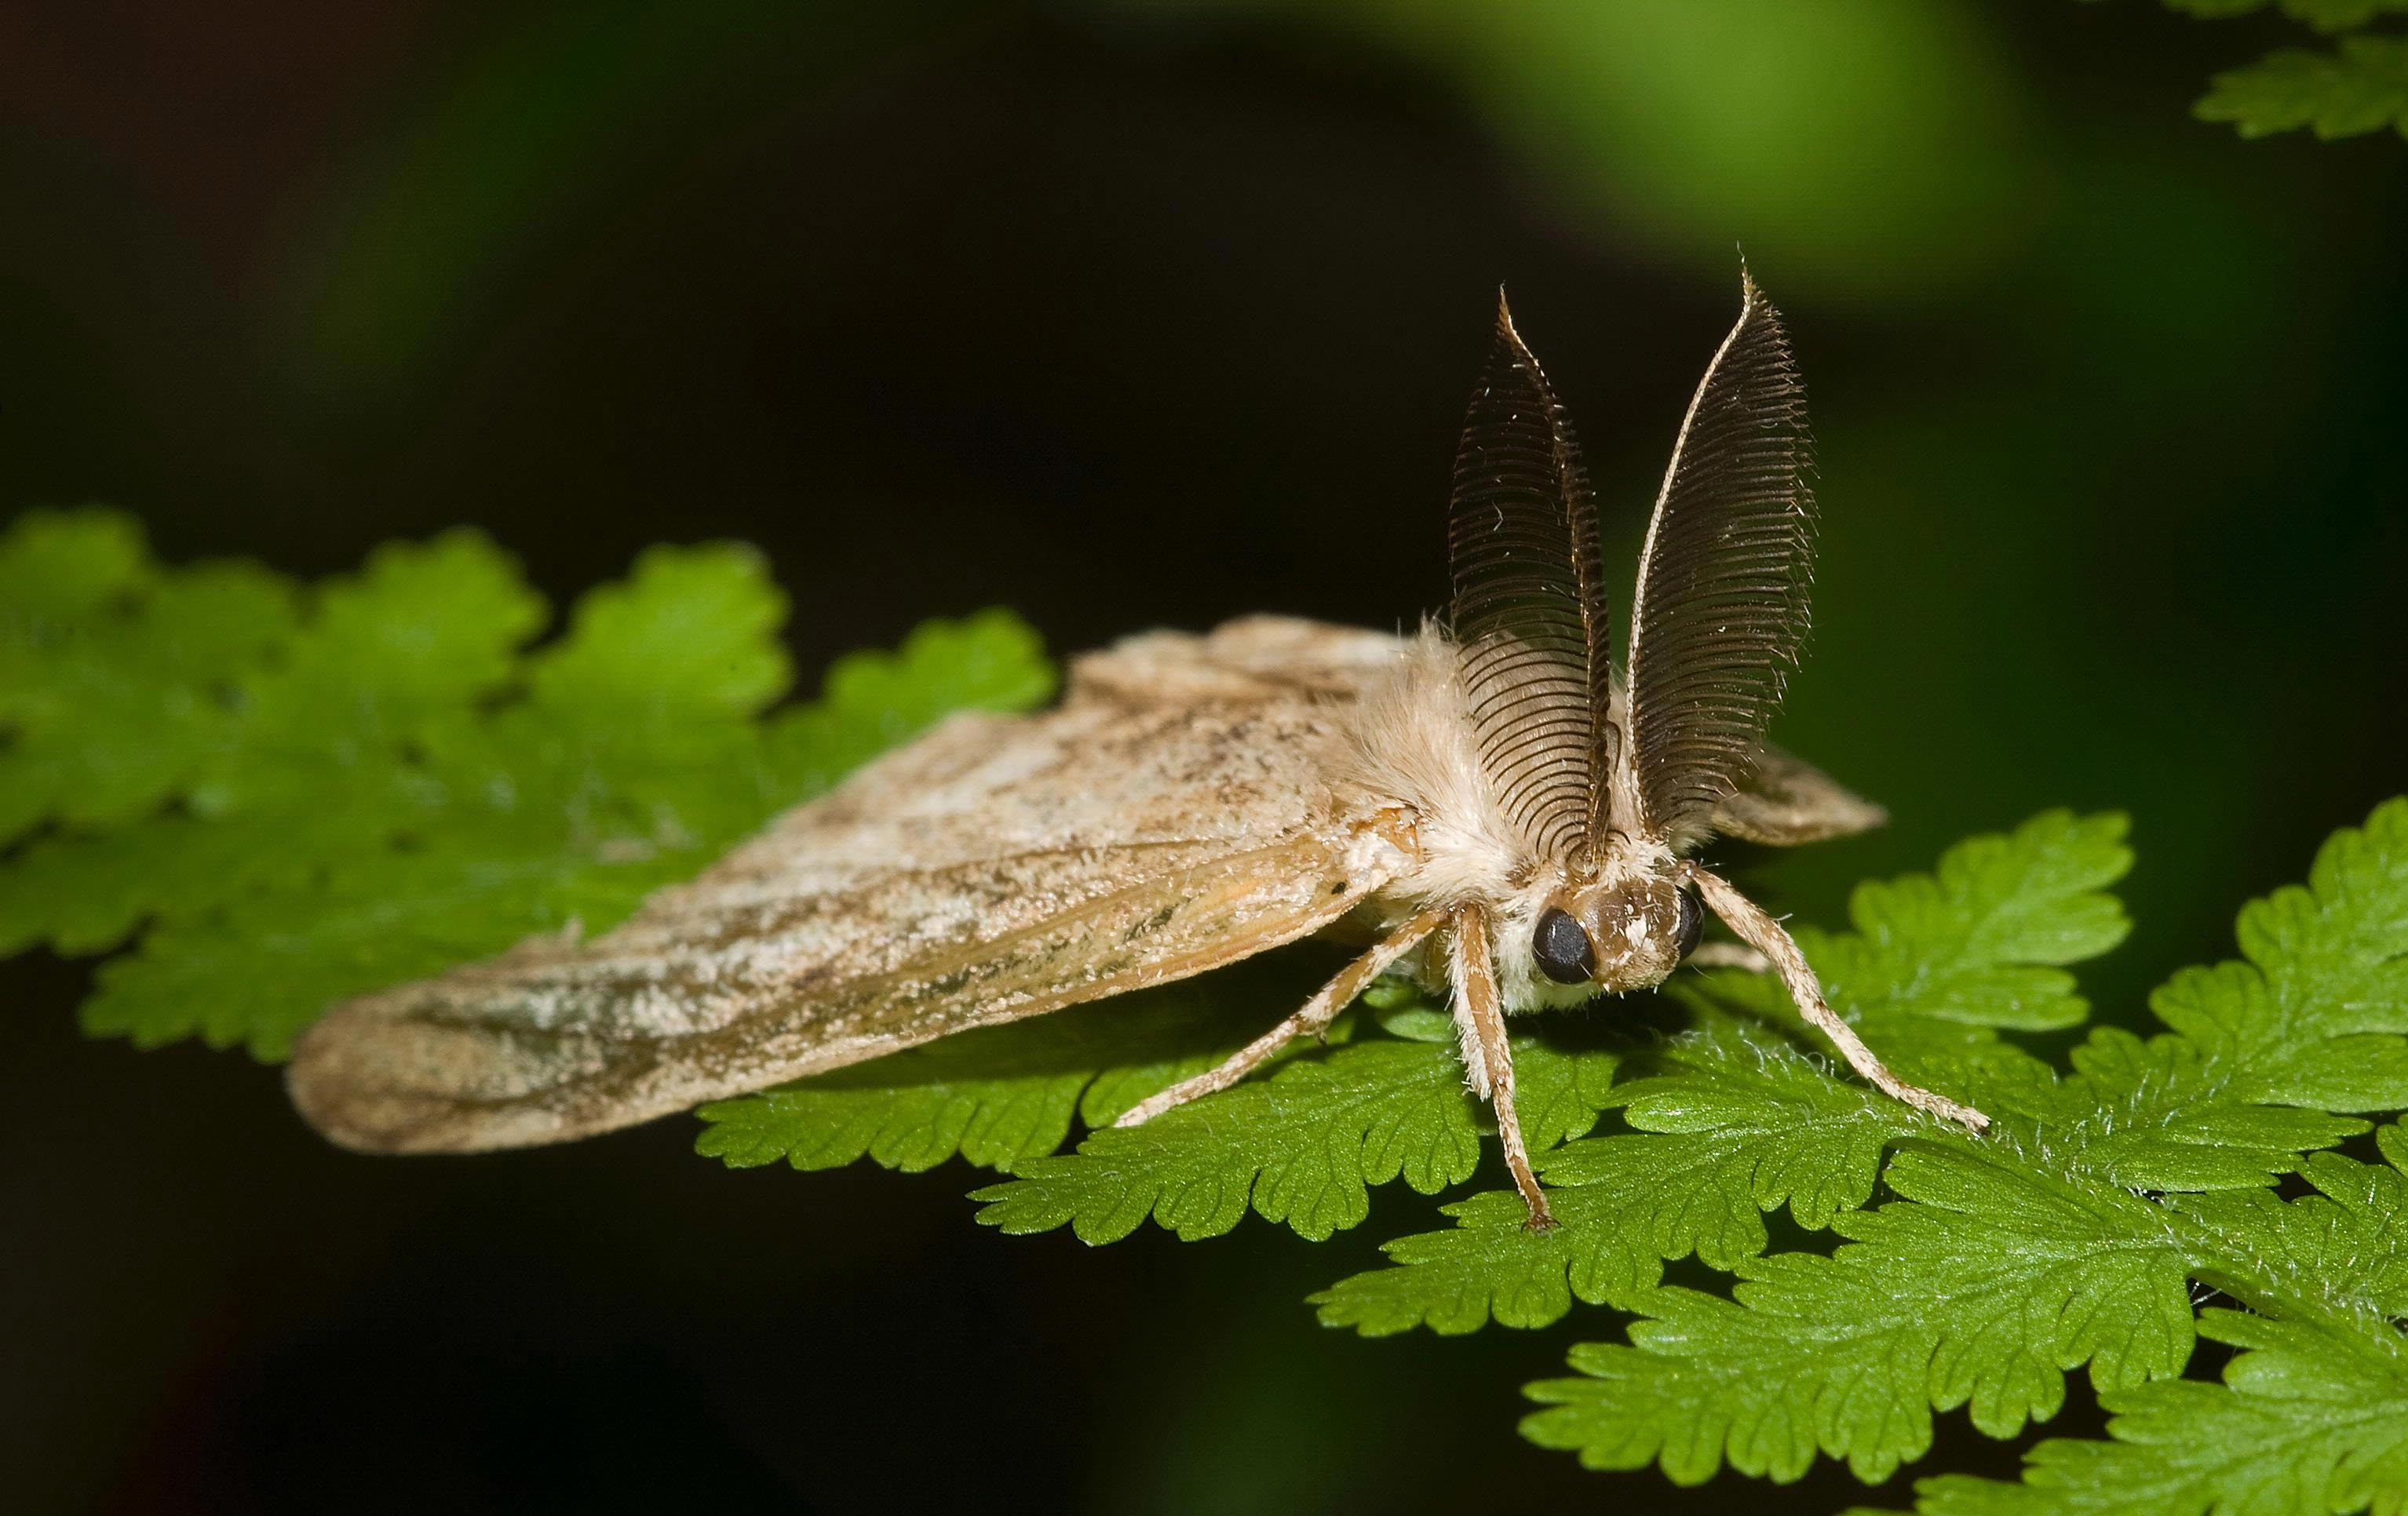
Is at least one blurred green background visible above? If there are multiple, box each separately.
[3,2,2403,1511]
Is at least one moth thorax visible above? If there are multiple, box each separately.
[1531,873,1703,992]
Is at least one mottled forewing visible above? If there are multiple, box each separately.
[1710,745,1885,845]
[1625,271,1815,846]
[286,618,1409,1155]
[1447,293,1614,862]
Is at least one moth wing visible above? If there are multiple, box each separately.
[287,616,1411,1155]
[1710,745,1887,846]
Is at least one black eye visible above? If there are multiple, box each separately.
[1533,908,1595,984]
[1673,884,1705,960]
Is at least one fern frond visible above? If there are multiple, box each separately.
[1512,799,2408,1492]
[969,1018,1621,1244]
[2195,34,2408,140]
[1317,811,2132,1337]
[0,508,1053,1056]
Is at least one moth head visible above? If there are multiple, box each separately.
[1532,870,1703,992]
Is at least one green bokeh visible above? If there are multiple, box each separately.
[1094,0,2030,298]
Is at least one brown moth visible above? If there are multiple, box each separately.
[287,271,1987,1226]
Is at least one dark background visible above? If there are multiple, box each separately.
[4,2,2404,1511]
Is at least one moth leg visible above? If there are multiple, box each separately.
[1448,903,1556,1231]
[1686,942,1770,973]
[1690,867,1990,1133]
[1113,907,1447,1129]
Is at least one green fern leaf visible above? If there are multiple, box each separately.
[0,508,297,842]
[969,1026,1619,1244]
[0,508,1054,1057]
[1515,799,2408,1491]
[1913,1128,2408,1514]
[1315,812,2130,1337]
[2161,0,2277,17]
[2173,1132,2408,1317]
[2042,795,2408,1193]
[1915,1313,2408,1514]
[1520,1142,2195,1485]
[2195,35,2408,140]
[2164,0,2408,31]
[1312,1016,1914,1335]
[1673,811,2129,1108]
[694,953,1344,1175]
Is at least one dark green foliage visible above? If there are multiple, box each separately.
[2165,0,2408,31]
[2196,33,2408,138]
[2134,0,2408,140]
[0,508,1052,1056]
[967,1015,1618,1245]
[1513,799,2408,1508]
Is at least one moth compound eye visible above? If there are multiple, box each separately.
[1673,884,1705,961]
[1533,908,1596,985]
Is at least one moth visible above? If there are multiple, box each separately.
[289,271,1986,1227]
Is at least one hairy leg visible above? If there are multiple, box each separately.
[1685,942,1771,972]
[1691,866,1989,1132]
[1448,903,1556,1230]
[1114,908,1447,1129]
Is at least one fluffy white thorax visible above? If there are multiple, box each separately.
[1337,626,1675,1015]
[1337,629,1523,909]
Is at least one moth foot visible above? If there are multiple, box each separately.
[1888,1079,1990,1134]
[1112,1072,1224,1128]
[1685,942,1770,973]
